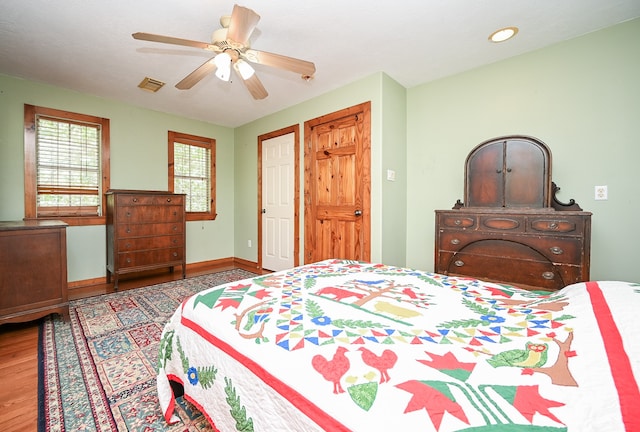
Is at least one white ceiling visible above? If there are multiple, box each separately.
[1,1,639,128]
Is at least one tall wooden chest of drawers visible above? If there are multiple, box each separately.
[106,190,186,290]
[0,220,69,324]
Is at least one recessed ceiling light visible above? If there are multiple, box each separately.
[489,26,519,43]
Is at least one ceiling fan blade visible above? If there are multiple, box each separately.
[244,49,316,76]
[175,58,217,89]
[226,5,260,46]
[132,32,220,52]
[236,69,268,100]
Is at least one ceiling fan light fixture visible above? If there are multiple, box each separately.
[214,52,231,68]
[489,26,519,43]
[236,60,255,79]
[215,66,231,82]
[214,52,232,81]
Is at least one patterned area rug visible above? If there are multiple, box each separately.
[38,269,256,432]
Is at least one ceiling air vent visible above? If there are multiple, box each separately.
[138,77,165,93]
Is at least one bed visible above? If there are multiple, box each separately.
[157,259,640,431]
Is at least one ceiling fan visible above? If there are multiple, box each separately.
[132,4,316,100]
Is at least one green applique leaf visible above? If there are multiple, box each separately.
[305,298,324,318]
[347,382,378,411]
[332,319,386,329]
[157,330,174,370]
[197,365,218,390]
[176,337,190,374]
[439,318,487,329]
[225,376,254,432]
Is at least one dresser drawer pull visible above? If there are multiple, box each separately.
[126,228,131,233]
[173,226,178,231]
[132,198,138,203]
[454,260,465,267]
[550,246,564,255]
[451,238,460,245]
[548,222,558,230]
[172,239,177,244]
[454,219,462,226]
[542,272,555,280]
[126,258,131,263]
[173,252,178,257]
[126,211,131,217]
[126,243,131,249]
[167,198,172,202]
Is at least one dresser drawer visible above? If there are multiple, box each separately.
[438,213,476,229]
[116,205,184,223]
[116,222,183,238]
[118,247,184,269]
[439,250,563,290]
[438,230,583,264]
[528,216,585,234]
[116,194,184,206]
[479,215,525,232]
[117,235,184,252]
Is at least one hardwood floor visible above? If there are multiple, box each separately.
[0,266,241,432]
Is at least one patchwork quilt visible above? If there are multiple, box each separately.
[157,259,640,431]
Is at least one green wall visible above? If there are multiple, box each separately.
[406,18,640,282]
[233,72,408,267]
[0,75,236,282]
[1,17,638,285]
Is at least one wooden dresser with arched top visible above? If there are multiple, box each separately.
[434,135,591,291]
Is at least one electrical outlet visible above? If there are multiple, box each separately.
[247,240,252,248]
[386,169,396,181]
[595,185,608,200]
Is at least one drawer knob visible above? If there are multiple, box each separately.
[173,252,178,257]
[167,198,172,202]
[126,243,131,248]
[454,219,462,226]
[542,272,555,280]
[173,226,178,231]
[126,211,131,217]
[132,198,138,203]
[454,260,465,267]
[548,222,558,230]
[550,246,564,255]
[126,228,131,233]
[126,258,131,263]
[451,238,460,245]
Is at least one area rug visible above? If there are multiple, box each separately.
[38,269,257,432]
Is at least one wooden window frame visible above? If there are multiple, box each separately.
[168,131,216,221]
[23,104,110,226]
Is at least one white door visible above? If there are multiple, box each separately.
[262,133,295,271]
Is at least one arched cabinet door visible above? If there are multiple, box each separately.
[464,136,551,208]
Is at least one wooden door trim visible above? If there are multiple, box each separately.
[304,101,371,263]
[257,125,300,271]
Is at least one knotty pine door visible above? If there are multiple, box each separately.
[304,101,371,263]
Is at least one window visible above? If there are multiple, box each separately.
[23,104,110,226]
[168,131,216,221]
